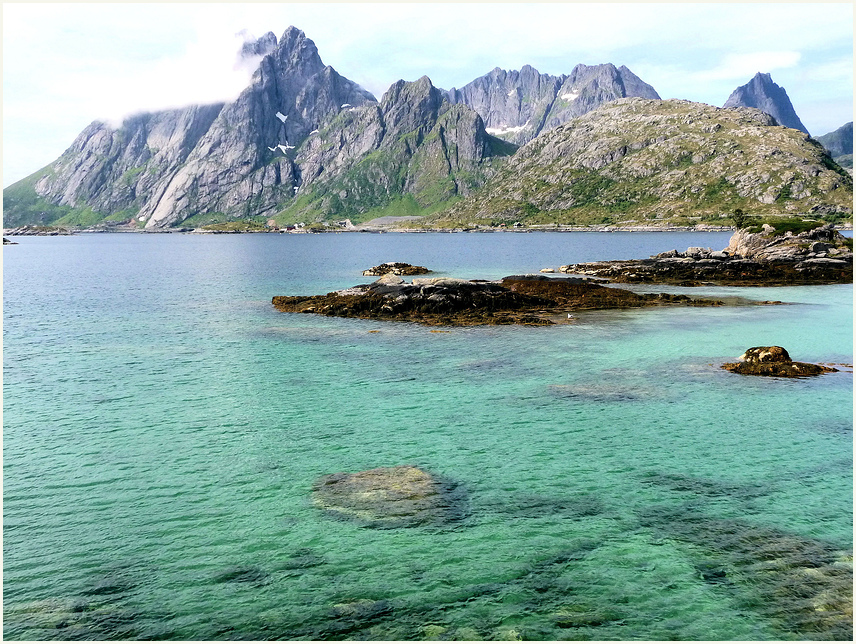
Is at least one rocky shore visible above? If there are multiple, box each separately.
[3,225,75,236]
[271,273,757,327]
[560,223,852,286]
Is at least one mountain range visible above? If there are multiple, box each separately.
[3,27,851,229]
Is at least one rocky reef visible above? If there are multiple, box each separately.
[311,466,466,528]
[362,262,430,276]
[560,223,852,286]
[721,346,837,378]
[4,225,74,236]
[272,274,731,326]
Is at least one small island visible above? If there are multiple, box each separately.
[722,346,838,378]
[271,273,763,326]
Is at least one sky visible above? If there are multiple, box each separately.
[3,2,853,187]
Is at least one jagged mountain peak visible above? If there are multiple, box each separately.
[446,62,659,145]
[723,72,808,135]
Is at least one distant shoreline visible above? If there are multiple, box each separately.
[4,223,853,236]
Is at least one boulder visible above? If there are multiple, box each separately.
[311,466,465,528]
[375,273,405,285]
[721,346,837,377]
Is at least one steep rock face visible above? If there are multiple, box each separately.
[723,72,809,134]
[278,76,503,223]
[434,98,852,226]
[27,104,225,224]
[7,28,378,229]
[447,63,660,145]
[140,27,377,227]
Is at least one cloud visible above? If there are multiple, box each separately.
[694,51,802,82]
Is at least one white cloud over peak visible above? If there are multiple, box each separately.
[694,52,802,82]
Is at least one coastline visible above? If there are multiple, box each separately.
[5,223,853,236]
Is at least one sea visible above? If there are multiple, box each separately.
[3,230,853,641]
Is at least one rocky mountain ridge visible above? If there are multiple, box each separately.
[723,72,808,134]
[4,27,511,229]
[3,28,851,230]
[432,98,852,227]
[446,63,660,145]
[816,121,853,170]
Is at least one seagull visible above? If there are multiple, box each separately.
[567,313,576,319]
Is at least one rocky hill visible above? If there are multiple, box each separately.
[431,98,852,228]
[816,122,853,169]
[723,72,808,134]
[446,63,660,145]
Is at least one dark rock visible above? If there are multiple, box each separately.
[721,346,837,377]
[211,565,269,585]
[273,274,725,326]
[561,225,852,286]
[311,465,465,528]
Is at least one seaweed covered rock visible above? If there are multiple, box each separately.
[560,223,853,286]
[362,262,430,276]
[721,346,837,377]
[311,466,465,528]
[273,274,727,326]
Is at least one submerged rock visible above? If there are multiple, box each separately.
[362,262,430,276]
[721,346,837,377]
[638,508,853,640]
[311,465,465,528]
[273,274,727,326]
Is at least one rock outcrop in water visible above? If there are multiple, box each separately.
[273,274,730,326]
[362,262,430,276]
[721,346,837,377]
[311,466,465,528]
[560,223,853,286]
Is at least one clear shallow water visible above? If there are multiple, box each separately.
[3,231,852,641]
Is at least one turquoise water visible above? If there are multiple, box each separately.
[4,232,852,640]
